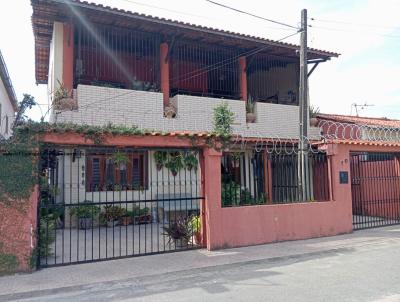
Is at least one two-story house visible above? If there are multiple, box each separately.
[32,0,339,212]
[0,50,18,139]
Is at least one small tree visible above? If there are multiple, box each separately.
[213,102,235,137]
[13,94,37,130]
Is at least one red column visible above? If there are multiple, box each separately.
[203,147,223,250]
[62,23,74,92]
[239,56,248,101]
[160,42,170,107]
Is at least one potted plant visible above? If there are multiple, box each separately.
[246,96,256,123]
[112,152,129,167]
[70,202,101,229]
[165,152,184,176]
[120,210,133,226]
[132,206,152,224]
[154,151,168,170]
[164,103,177,119]
[53,80,77,111]
[162,217,192,248]
[100,205,126,227]
[189,215,202,245]
[183,152,198,171]
[310,105,320,126]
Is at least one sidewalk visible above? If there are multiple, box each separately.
[1,226,400,298]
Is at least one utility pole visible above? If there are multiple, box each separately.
[298,9,309,201]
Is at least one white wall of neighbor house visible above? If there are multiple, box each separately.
[0,78,15,139]
[53,85,320,139]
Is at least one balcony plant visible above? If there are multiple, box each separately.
[100,205,126,227]
[53,80,77,111]
[70,202,101,229]
[309,105,320,127]
[246,96,256,123]
[183,152,198,171]
[162,217,192,248]
[164,103,177,119]
[165,152,184,176]
[154,151,168,170]
[120,210,133,226]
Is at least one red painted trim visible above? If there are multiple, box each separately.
[62,23,74,92]
[239,56,247,101]
[160,42,170,107]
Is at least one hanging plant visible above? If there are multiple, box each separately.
[154,151,168,170]
[184,152,198,171]
[111,151,129,167]
[165,152,184,176]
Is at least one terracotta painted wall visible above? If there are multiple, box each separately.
[204,144,353,250]
[0,186,39,272]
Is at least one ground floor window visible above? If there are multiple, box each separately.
[86,151,148,191]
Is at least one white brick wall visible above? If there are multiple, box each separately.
[52,85,320,139]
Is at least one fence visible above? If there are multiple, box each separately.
[38,146,204,267]
[221,150,330,207]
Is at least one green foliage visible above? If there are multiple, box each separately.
[183,152,198,171]
[39,216,56,257]
[162,217,192,241]
[154,151,168,169]
[246,95,255,113]
[165,152,184,176]
[222,181,266,207]
[0,253,19,275]
[128,206,149,217]
[53,80,70,103]
[13,94,37,129]
[111,152,129,167]
[212,102,235,150]
[70,203,101,218]
[100,205,126,223]
[189,215,201,234]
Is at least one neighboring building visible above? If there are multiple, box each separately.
[0,50,18,139]
[317,113,400,141]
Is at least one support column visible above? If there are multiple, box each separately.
[203,147,223,250]
[160,42,170,107]
[239,56,248,101]
[62,23,74,92]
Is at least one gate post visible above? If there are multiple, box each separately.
[203,147,224,250]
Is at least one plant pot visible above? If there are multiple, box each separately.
[120,216,132,226]
[133,214,152,225]
[164,105,177,119]
[54,97,78,111]
[310,117,319,127]
[246,112,256,123]
[78,217,93,229]
[174,238,189,248]
[107,220,119,228]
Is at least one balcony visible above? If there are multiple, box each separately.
[53,85,320,139]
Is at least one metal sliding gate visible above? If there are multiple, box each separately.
[350,152,400,230]
[38,147,204,268]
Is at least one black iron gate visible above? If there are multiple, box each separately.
[38,147,204,268]
[350,152,400,230]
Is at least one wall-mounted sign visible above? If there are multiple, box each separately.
[339,171,349,184]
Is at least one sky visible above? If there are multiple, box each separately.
[0,0,399,121]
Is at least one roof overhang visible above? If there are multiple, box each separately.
[0,50,18,111]
[31,0,340,84]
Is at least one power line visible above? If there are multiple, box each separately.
[309,17,400,30]
[117,0,213,21]
[205,0,299,30]
[308,24,400,39]
[77,30,301,111]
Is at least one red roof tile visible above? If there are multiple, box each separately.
[317,113,400,128]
